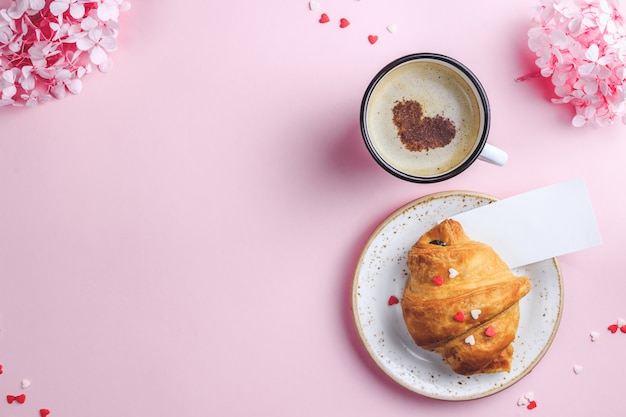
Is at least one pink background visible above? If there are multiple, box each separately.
[1,0,625,416]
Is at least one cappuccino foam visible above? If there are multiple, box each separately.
[365,59,484,178]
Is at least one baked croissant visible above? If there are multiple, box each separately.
[401,219,531,375]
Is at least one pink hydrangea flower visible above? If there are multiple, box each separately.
[0,0,130,107]
[525,0,626,127]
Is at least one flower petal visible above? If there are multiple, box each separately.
[89,45,107,65]
[76,36,95,51]
[50,1,69,16]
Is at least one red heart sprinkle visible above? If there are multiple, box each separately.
[608,324,619,333]
[339,18,350,28]
[388,295,399,306]
[40,409,51,417]
[432,275,444,286]
[485,326,496,337]
[319,13,330,23]
[0,364,3,374]
[527,400,537,410]
[368,35,378,44]
[621,325,626,333]
[453,311,465,322]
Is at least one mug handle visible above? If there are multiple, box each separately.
[478,143,508,166]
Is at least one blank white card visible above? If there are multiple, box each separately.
[450,178,602,269]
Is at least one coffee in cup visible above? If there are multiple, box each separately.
[360,53,507,183]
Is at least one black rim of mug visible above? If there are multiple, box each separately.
[360,53,491,183]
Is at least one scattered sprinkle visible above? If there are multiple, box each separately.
[448,268,459,278]
[21,379,31,389]
[618,318,625,327]
[40,409,51,417]
[0,364,3,374]
[368,34,378,44]
[470,309,482,320]
[453,311,465,322]
[7,394,26,404]
[621,325,626,333]
[517,395,529,406]
[387,295,399,306]
[590,331,600,342]
[485,326,496,337]
[525,392,535,401]
[319,13,330,23]
[309,0,320,10]
[573,364,583,374]
[432,275,444,286]
[339,18,350,28]
[386,23,397,33]
[608,324,619,333]
[527,400,537,410]
[464,335,475,345]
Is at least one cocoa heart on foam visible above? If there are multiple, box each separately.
[392,100,457,152]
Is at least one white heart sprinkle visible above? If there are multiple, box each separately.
[470,309,482,320]
[464,335,475,345]
[309,0,320,10]
[573,364,583,374]
[618,318,626,327]
[448,268,459,278]
[21,379,31,389]
[517,396,529,406]
[590,331,600,342]
[525,392,535,401]
[386,23,397,33]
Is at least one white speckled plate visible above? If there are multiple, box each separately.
[352,191,563,400]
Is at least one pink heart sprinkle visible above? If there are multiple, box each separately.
[339,18,350,28]
[453,311,465,322]
[368,35,378,44]
[432,275,443,286]
[319,13,330,23]
[485,326,496,337]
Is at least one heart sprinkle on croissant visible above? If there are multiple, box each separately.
[453,311,465,322]
[448,268,459,278]
[432,275,444,286]
[464,335,475,345]
[485,326,496,337]
[470,309,482,320]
